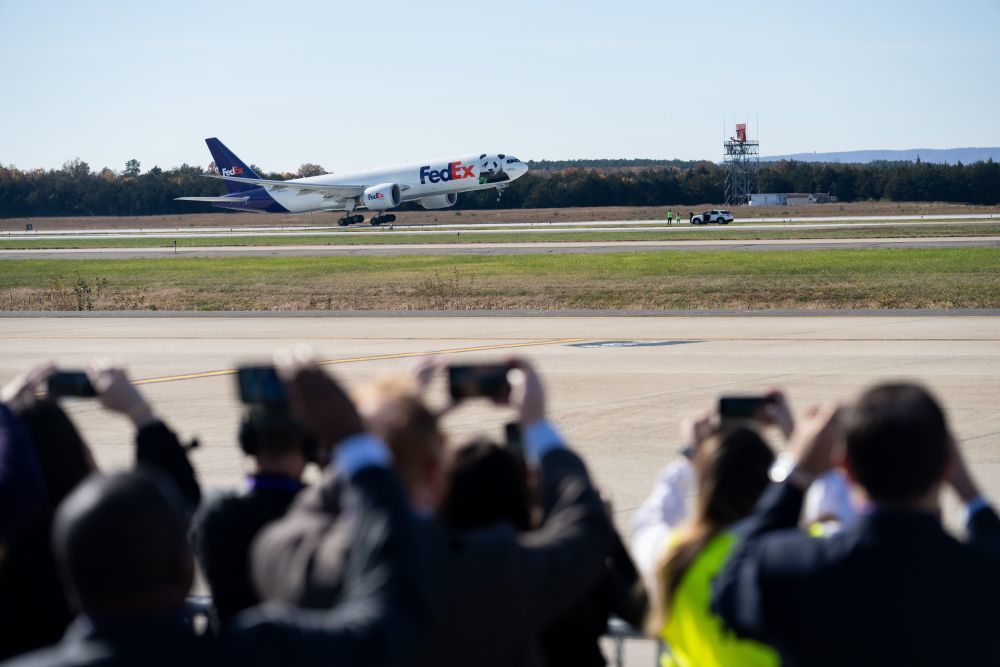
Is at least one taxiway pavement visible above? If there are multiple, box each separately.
[2,236,998,260]
[2,315,997,532]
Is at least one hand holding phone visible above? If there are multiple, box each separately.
[87,361,156,427]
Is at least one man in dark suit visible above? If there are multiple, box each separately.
[191,406,313,629]
[1,361,429,667]
[712,383,1000,666]
[253,359,614,667]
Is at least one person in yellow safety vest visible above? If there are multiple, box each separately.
[649,427,780,667]
[666,210,673,225]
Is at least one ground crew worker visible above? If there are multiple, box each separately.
[667,210,673,225]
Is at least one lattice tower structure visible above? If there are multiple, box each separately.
[723,123,759,206]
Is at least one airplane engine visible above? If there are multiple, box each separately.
[418,193,458,209]
[363,183,401,210]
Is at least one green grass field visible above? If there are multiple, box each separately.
[1,224,998,250]
[3,248,998,311]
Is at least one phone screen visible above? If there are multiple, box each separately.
[47,371,97,398]
[719,396,773,420]
[448,364,511,401]
[504,421,523,455]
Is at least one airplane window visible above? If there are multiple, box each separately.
[506,158,516,164]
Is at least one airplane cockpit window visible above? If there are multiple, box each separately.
[506,158,518,164]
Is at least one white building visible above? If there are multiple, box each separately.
[749,193,837,207]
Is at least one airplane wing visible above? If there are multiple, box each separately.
[204,174,366,199]
[174,196,250,203]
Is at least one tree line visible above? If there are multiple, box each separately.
[0,157,997,218]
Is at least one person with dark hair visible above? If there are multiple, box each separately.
[713,382,1000,666]
[2,358,431,667]
[0,402,44,540]
[440,438,646,667]
[3,470,204,667]
[253,359,614,667]
[0,362,199,660]
[190,405,313,628]
[439,438,534,532]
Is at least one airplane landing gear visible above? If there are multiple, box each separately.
[370,213,397,226]
[337,214,365,226]
[495,184,508,201]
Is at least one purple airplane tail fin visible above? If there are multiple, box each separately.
[205,138,260,193]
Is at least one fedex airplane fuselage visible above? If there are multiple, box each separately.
[177,138,528,226]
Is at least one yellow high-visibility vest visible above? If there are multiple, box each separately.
[660,532,779,667]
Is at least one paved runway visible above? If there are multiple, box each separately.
[2,315,998,532]
[3,236,998,260]
[4,214,997,239]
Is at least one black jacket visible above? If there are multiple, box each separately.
[253,446,614,667]
[1,464,428,667]
[540,529,647,667]
[190,475,304,628]
[0,421,200,661]
[712,481,1000,667]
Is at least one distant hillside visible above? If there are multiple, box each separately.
[761,147,999,165]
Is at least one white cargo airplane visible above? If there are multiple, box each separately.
[176,138,529,226]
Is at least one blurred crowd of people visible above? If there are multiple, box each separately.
[1,351,997,667]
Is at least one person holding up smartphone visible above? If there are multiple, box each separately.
[631,392,794,667]
[253,357,617,667]
[0,361,199,661]
[190,365,317,631]
[632,391,797,585]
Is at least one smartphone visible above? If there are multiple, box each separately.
[236,366,287,405]
[47,371,97,398]
[719,395,775,420]
[447,364,512,401]
[504,421,523,455]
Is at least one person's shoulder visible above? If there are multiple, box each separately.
[0,640,112,667]
[197,489,247,518]
[739,523,847,573]
[190,490,245,538]
[432,521,521,569]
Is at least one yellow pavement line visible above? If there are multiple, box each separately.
[131,338,585,387]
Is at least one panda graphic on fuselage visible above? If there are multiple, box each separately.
[477,153,511,185]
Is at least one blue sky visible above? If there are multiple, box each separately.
[1,0,997,172]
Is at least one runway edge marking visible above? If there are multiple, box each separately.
[131,338,587,387]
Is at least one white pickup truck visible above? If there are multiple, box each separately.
[689,209,734,225]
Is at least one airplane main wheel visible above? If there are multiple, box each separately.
[370,216,382,226]
[338,218,348,227]
[386,214,396,223]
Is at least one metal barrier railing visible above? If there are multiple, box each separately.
[186,597,661,667]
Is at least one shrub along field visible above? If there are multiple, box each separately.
[2,248,998,311]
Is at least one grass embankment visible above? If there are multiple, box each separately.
[2,248,998,311]
[2,224,999,250]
